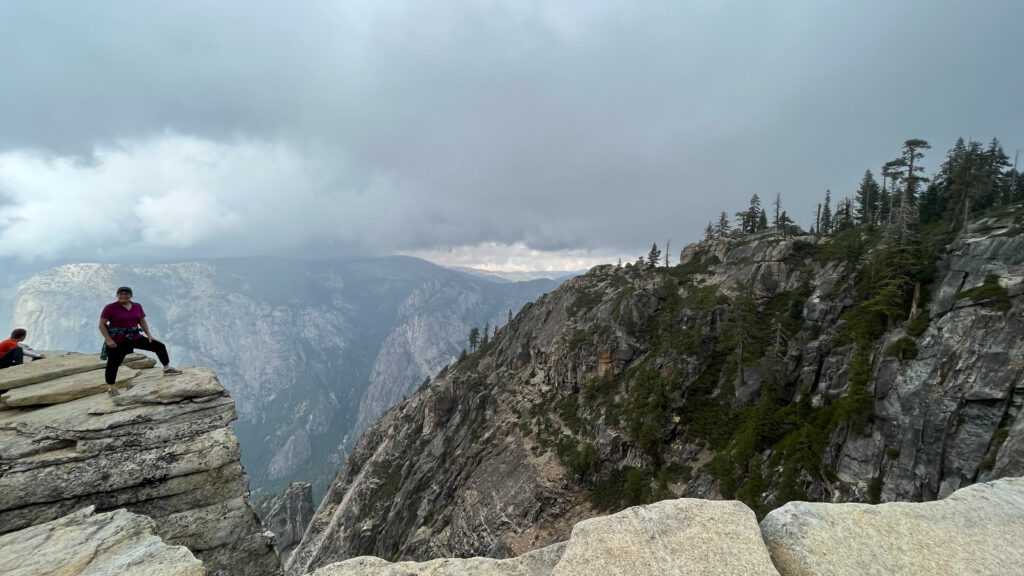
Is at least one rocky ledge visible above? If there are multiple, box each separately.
[0,506,205,576]
[0,353,281,576]
[308,477,1024,576]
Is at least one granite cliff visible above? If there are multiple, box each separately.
[258,481,317,565]
[288,206,1024,573]
[0,353,281,576]
[11,256,557,498]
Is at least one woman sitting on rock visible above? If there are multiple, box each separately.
[99,286,181,396]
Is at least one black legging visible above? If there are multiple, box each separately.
[0,346,24,369]
[105,339,169,384]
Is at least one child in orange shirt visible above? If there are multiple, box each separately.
[0,328,46,369]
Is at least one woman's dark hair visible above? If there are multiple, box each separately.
[10,328,27,339]
[116,286,133,295]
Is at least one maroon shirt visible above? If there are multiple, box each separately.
[101,302,146,342]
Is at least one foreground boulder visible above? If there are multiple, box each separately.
[0,353,281,576]
[312,544,566,576]
[309,498,779,576]
[551,498,779,576]
[0,506,205,576]
[760,477,1024,575]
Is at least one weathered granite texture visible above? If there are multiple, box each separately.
[0,506,205,576]
[311,543,566,576]
[761,477,1024,575]
[308,498,780,576]
[844,215,1024,502]
[550,498,779,576]
[0,353,281,576]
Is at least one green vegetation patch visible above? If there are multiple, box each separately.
[568,288,605,319]
[956,274,1012,311]
[885,337,919,360]
[589,465,675,512]
[906,310,931,337]
[357,459,404,521]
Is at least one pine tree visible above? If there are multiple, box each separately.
[1007,150,1020,205]
[757,209,768,231]
[881,159,906,227]
[835,197,854,232]
[854,170,880,225]
[820,190,833,235]
[893,139,930,244]
[945,140,989,231]
[778,210,794,238]
[482,322,490,347]
[742,194,763,233]
[773,193,782,229]
[469,327,480,351]
[664,240,671,267]
[647,243,661,267]
[901,139,930,203]
[508,309,513,324]
[717,283,759,390]
[716,211,731,237]
[704,221,715,240]
[1006,151,1020,205]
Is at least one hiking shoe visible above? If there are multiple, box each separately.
[163,367,183,376]
[107,386,120,397]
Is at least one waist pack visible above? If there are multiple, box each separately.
[101,326,142,360]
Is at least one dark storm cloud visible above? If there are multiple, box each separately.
[0,0,1022,264]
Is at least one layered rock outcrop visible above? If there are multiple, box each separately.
[0,353,281,576]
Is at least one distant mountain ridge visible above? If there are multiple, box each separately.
[12,255,562,499]
[449,266,584,283]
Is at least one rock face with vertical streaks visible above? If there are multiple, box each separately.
[261,482,316,565]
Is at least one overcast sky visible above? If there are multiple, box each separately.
[1,1,1022,272]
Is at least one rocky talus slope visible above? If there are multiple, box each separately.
[288,209,1023,572]
[0,353,281,576]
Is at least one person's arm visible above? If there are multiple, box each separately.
[99,315,117,348]
[140,317,158,343]
[19,344,45,359]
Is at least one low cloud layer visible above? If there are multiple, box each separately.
[1,1,1022,268]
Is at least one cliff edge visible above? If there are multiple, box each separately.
[0,353,281,576]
